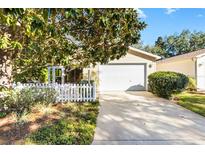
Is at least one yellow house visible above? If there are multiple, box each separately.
[156,49,205,91]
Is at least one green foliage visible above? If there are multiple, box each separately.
[27,119,95,145]
[143,45,167,58]
[148,71,189,98]
[155,36,166,49]
[64,9,146,65]
[186,77,197,91]
[0,8,146,84]
[0,84,9,92]
[175,92,205,117]
[0,88,56,117]
[26,101,99,145]
[0,112,7,118]
[13,67,48,83]
[141,30,205,58]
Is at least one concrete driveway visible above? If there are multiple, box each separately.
[93,91,205,145]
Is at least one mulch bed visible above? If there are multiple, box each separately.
[0,104,65,144]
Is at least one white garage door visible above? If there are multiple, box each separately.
[197,60,205,90]
[99,64,146,91]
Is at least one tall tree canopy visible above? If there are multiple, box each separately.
[0,8,146,83]
[140,30,205,58]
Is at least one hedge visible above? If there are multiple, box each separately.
[148,71,189,98]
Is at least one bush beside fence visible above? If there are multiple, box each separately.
[0,88,56,117]
[12,83,96,102]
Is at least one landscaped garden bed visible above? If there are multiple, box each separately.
[0,101,99,144]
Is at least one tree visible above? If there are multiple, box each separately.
[171,30,191,55]
[0,9,46,84]
[190,31,205,51]
[0,9,73,83]
[139,37,167,58]
[62,9,146,65]
[0,8,146,83]
[142,30,205,58]
[131,41,144,50]
[155,36,166,49]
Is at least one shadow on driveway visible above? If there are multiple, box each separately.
[93,91,205,145]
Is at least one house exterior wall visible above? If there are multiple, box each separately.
[83,52,157,91]
[156,58,196,78]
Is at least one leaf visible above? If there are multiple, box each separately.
[11,41,23,50]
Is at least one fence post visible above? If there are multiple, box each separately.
[93,83,96,101]
[87,83,89,102]
[76,84,78,102]
[72,83,74,102]
[68,83,71,102]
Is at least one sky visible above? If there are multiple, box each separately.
[138,8,205,45]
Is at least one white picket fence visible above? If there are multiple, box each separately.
[12,83,96,102]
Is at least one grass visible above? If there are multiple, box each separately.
[25,101,99,145]
[0,101,99,145]
[174,92,205,117]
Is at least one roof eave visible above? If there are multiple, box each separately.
[128,46,161,60]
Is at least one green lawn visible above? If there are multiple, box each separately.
[174,92,205,117]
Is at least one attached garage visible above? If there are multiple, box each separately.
[83,46,161,92]
[99,64,146,91]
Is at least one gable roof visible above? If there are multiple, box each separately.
[128,46,161,61]
[157,48,205,64]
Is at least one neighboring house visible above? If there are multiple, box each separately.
[156,49,205,91]
[84,46,161,91]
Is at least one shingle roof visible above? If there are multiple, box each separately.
[157,48,205,64]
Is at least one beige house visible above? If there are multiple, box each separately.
[84,46,161,91]
[157,49,205,91]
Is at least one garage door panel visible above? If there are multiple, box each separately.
[197,60,205,90]
[99,64,146,91]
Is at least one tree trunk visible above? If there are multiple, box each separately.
[0,51,12,85]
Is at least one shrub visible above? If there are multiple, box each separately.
[148,71,189,98]
[13,68,48,83]
[26,101,99,145]
[27,118,95,145]
[27,119,78,144]
[0,88,57,117]
[186,77,197,91]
